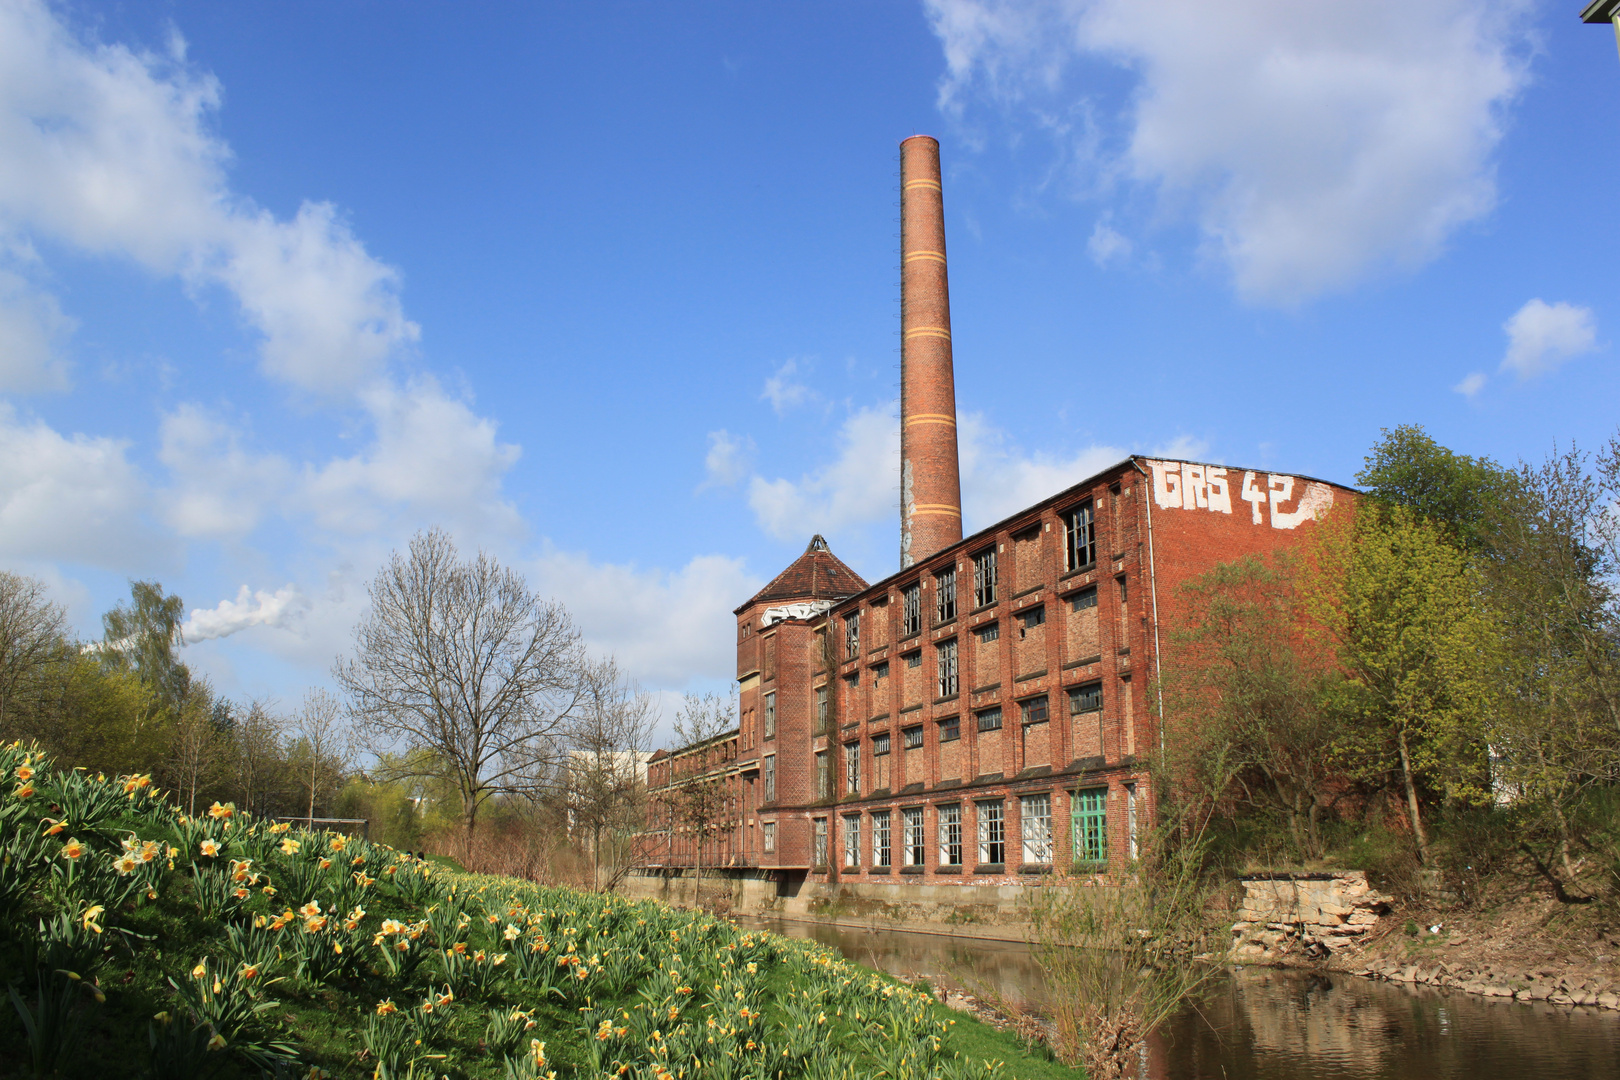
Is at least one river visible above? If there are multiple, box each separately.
[734,916,1620,1079]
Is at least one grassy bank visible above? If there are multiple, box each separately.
[0,743,1077,1079]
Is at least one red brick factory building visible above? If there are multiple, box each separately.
[637,136,1353,906]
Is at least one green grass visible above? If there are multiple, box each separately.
[0,743,1081,1079]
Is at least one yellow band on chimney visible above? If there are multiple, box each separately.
[903,327,951,340]
[904,178,943,191]
[909,504,962,517]
[904,413,957,428]
[904,250,946,263]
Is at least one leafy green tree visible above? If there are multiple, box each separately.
[100,580,193,718]
[1357,424,1514,551]
[1310,505,1501,864]
[1162,554,1343,861]
[1482,439,1620,896]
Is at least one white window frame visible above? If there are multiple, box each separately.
[976,800,1005,866]
[938,803,963,866]
[1020,793,1053,865]
[903,807,925,867]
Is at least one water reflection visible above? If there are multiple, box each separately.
[736,916,1620,1079]
[734,915,1049,1006]
[1154,966,1620,1080]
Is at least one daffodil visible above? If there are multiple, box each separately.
[82,905,105,933]
[15,764,33,781]
[207,801,234,820]
[14,782,35,799]
[299,900,322,918]
[279,838,300,855]
[113,853,139,875]
[376,999,397,1016]
[61,837,85,860]
[329,835,347,852]
[200,839,221,857]
[192,962,208,979]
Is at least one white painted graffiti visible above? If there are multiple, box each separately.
[1147,460,1334,530]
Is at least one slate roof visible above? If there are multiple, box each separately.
[735,535,869,615]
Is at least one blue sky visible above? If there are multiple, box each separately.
[1,0,1615,737]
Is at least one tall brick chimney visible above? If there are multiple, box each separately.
[899,135,964,568]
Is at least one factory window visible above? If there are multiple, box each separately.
[763,691,776,740]
[938,716,960,742]
[873,811,892,868]
[975,622,999,644]
[937,639,959,697]
[763,754,776,802]
[1069,682,1103,714]
[976,801,1005,866]
[902,726,924,750]
[813,819,828,868]
[976,706,1003,733]
[905,651,922,668]
[1069,586,1098,612]
[1065,500,1097,571]
[873,661,890,684]
[903,807,925,867]
[936,568,957,622]
[762,821,776,853]
[845,613,860,659]
[938,804,963,866]
[1072,788,1107,865]
[1021,793,1053,865]
[843,815,861,868]
[814,685,829,735]
[845,742,861,794]
[816,751,830,800]
[973,548,998,607]
[1018,607,1045,637]
[873,733,891,757]
[1021,695,1049,725]
[901,583,922,636]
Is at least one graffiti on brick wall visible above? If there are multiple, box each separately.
[1146,460,1334,530]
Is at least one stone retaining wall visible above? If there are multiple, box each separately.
[1230,870,1391,962]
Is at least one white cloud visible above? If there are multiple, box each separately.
[0,0,418,393]
[1150,433,1211,463]
[743,401,1129,539]
[1454,371,1487,398]
[925,0,1532,305]
[157,403,292,539]
[301,377,523,537]
[957,412,1124,528]
[1087,218,1131,267]
[183,584,310,643]
[0,402,164,567]
[1500,298,1596,379]
[761,359,814,414]
[530,549,760,688]
[747,405,899,540]
[700,429,755,490]
[0,267,72,391]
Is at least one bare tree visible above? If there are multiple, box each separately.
[233,700,288,818]
[0,571,67,734]
[294,688,353,825]
[169,688,226,816]
[668,690,737,907]
[334,528,588,844]
[562,659,655,890]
